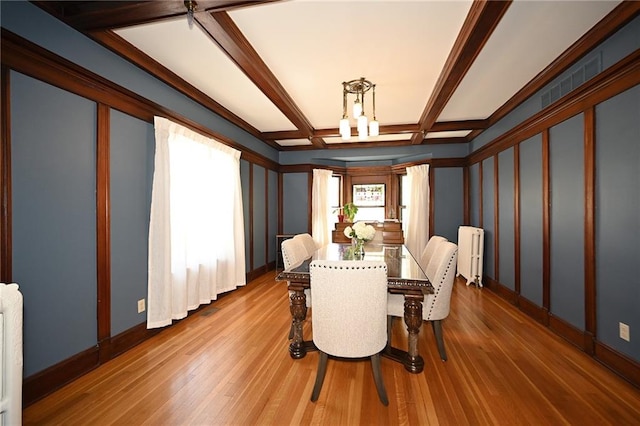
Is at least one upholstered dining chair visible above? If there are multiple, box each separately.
[387,241,458,361]
[293,233,320,258]
[419,235,448,272]
[309,260,389,405]
[281,237,312,340]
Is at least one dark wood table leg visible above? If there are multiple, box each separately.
[288,287,308,359]
[402,294,425,373]
[382,292,425,373]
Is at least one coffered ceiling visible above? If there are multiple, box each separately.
[34,1,630,152]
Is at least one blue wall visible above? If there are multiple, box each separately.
[433,168,464,242]
[519,135,543,305]
[282,173,309,235]
[110,111,155,336]
[482,156,495,279]
[11,73,98,376]
[549,114,585,330]
[498,148,515,290]
[595,86,640,357]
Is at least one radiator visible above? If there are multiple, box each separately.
[457,226,484,287]
[0,283,23,426]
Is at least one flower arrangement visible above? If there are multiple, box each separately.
[343,221,376,242]
[343,221,376,258]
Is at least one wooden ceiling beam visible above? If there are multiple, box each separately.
[32,1,281,31]
[411,0,511,144]
[198,11,325,148]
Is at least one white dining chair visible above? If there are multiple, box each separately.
[293,233,320,258]
[387,241,458,361]
[309,260,389,405]
[419,235,448,272]
[281,237,312,340]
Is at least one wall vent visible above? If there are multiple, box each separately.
[541,52,601,109]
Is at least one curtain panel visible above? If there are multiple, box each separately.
[312,169,333,247]
[404,164,430,261]
[147,117,246,329]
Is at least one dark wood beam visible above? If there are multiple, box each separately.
[32,1,281,31]
[411,0,511,144]
[466,0,640,142]
[197,11,325,148]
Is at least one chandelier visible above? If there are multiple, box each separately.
[184,0,197,29]
[339,77,379,141]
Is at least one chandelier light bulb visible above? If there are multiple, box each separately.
[340,118,351,140]
[357,115,368,140]
[353,99,362,118]
[369,119,379,137]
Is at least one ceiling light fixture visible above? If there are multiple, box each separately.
[340,77,379,141]
[184,0,197,29]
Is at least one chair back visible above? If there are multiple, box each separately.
[424,241,458,321]
[293,233,319,258]
[310,260,388,358]
[420,235,448,272]
[281,238,308,270]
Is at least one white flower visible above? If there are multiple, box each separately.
[346,221,376,241]
[343,226,353,238]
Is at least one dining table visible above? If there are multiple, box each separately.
[276,242,433,374]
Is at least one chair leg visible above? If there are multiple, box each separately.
[387,315,394,345]
[311,351,329,402]
[370,353,389,406]
[288,321,294,340]
[431,320,447,361]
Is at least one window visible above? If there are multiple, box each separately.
[353,183,385,222]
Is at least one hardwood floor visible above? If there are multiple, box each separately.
[23,272,640,425]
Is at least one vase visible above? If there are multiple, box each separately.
[352,238,365,259]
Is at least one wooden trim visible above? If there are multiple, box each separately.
[277,172,283,234]
[199,12,321,148]
[249,163,254,272]
[549,314,588,352]
[468,50,640,165]
[264,167,270,270]
[0,29,280,172]
[307,171,313,234]
[517,295,547,325]
[584,107,596,354]
[483,276,517,305]
[595,342,640,389]
[0,66,11,282]
[542,129,551,317]
[23,346,100,406]
[429,166,434,239]
[412,0,511,143]
[466,1,640,142]
[493,155,499,283]
[96,103,111,363]
[514,144,521,295]
[108,322,161,359]
[463,165,470,225]
[478,161,483,229]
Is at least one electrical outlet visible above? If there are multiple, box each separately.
[137,298,146,314]
[619,322,630,342]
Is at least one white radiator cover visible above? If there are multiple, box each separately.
[0,283,23,426]
[457,226,484,287]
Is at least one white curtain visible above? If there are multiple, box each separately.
[404,164,430,260]
[147,117,246,329]
[312,169,333,247]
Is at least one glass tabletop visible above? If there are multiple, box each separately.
[289,243,428,283]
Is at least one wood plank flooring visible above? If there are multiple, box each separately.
[23,272,640,425]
